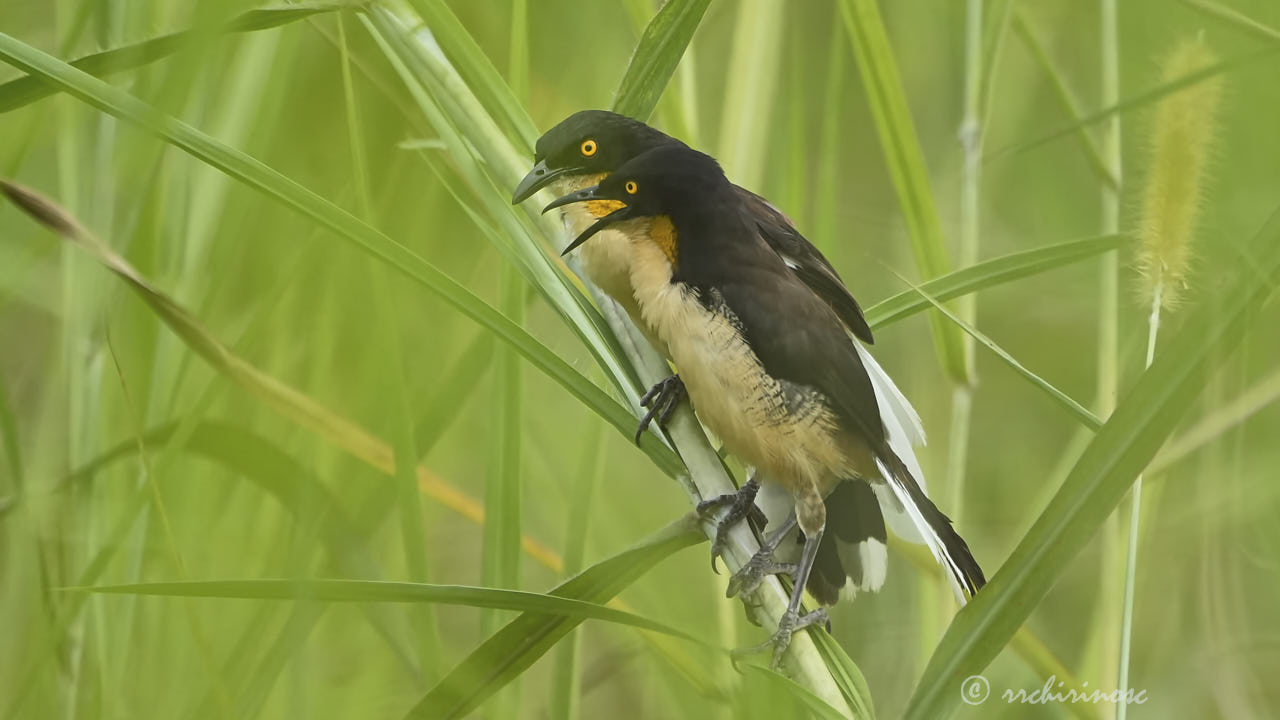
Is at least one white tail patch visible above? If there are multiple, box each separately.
[854,342,926,447]
[837,538,888,602]
[859,538,888,592]
[855,341,929,544]
[876,457,971,604]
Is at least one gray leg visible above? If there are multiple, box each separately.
[733,526,830,671]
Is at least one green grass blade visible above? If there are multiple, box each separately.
[4,485,150,719]
[986,46,1280,162]
[77,420,387,574]
[0,181,585,473]
[68,413,731,712]
[0,33,539,399]
[903,208,1280,720]
[222,603,330,720]
[549,423,606,720]
[413,334,494,457]
[839,0,969,383]
[1149,365,1280,474]
[813,12,847,245]
[1180,0,1280,43]
[894,273,1103,430]
[401,0,538,149]
[0,188,685,540]
[338,12,439,677]
[362,10,646,405]
[865,234,1129,330]
[71,579,706,643]
[716,0,784,190]
[481,263,526,715]
[0,37,680,473]
[740,666,857,720]
[809,631,877,720]
[507,0,528,101]
[403,514,705,720]
[0,372,21,494]
[152,424,418,717]
[402,132,636,397]
[0,211,673,659]
[612,0,713,121]
[894,544,1102,720]
[978,0,1014,119]
[0,2,352,113]
[1012,12,1118,189]
[65,418,420,665]
[64,414,559,655]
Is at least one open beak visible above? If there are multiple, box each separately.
[511,159,579,204]
[543,185,633,256]
[541,185,599,214]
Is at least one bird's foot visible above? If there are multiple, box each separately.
[633,375,685,445]
[696,476,769,573]
[731,607,830,672]
[725,545,796,599]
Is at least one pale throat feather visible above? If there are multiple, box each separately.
[550,175,665,352]
[624,235,849,503]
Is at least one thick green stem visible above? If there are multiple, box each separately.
[949,0,985,546]
[1093,1,1124,712]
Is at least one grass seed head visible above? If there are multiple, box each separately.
[1135,36,1223,309]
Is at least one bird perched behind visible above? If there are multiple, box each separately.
[513,110,874,440]
[545,144,986,668]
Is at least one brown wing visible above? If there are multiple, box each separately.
[701,262,885,445]
[734,185,875,345]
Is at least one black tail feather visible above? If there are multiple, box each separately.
[805,480,888,605]
[877,447,986,599]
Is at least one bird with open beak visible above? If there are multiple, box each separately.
[544,144,986,669]
[515,110,958,607]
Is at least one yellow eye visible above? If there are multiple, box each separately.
[625,180,638,195]
[580,139,597,157]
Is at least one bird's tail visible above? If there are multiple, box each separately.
[875,447,986,602]
[853,341,930,544]
[810,480,889,605]
[755,479,888,606]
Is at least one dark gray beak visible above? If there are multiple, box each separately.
[512,158,579,204]
[543,184,633,256]
[542,185,599,214]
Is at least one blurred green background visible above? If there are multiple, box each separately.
[2,0,1278,718]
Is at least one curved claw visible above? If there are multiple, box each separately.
[633,375,685,445]
[697,475,762,576]
[726,556,796,599]
[724,559,754,598]
[633,414,654,446]
[657,388,682,426]
[709,521,733,574]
